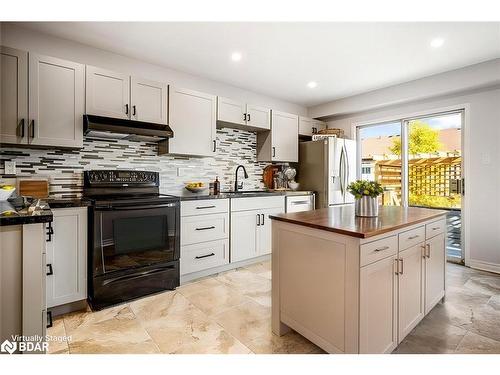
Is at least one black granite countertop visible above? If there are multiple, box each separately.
[178,190,315,201]
[0,198,53,226]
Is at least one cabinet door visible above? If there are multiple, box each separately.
[298,116,314,136]
[217,96,246,126]
[258,206,284,255]
[168,86,216,156]
[46,208,87,308]
[230,210,259,262]
[359,255,398,354]
[0,46,28,145]
[425,233,446,314]
[398,243,425,342]
[271,111,299,162]
[86,65,130,119]
[246,104,271,130]
[130,77,167,124]
[29,54,84,148]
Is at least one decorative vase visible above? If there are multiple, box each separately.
[355,196,378,217]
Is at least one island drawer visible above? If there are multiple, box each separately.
[181,199,229,217]
[360,235,398,267]
[181,213,229,246]
[398,226,425,250]
[425,218,446,239]
[181,239,229,275]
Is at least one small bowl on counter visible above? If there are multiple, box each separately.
[288,181,300,191]
[0,185,16,201]
[184,182,208,193]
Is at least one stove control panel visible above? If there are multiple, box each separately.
[85,170,159,186]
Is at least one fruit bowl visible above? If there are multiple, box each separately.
[0,185,16,201]
[184,182,208,193]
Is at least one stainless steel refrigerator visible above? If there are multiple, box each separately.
[298,137,357,208]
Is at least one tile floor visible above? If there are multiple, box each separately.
[47,261,500,354]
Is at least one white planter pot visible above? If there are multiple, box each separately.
[355,196,378,217]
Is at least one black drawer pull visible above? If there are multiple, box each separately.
[46,222,54,242]
[195,226,215,231]
[47,311,53,328]
[19,118,25,137]
[195,252,215,260]
[46,263,53,276]
[196,205,216,210]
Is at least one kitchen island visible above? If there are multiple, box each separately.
[269,205,447,354]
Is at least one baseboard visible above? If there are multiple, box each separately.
[180,254,271,284]
[467,259,500,275]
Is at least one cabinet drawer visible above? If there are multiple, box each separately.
[181,239,229,275]
[398,226,425,251]
[181,213,229,245]
[426,218,446,239]
[360,236,398,267]
[286,195,314,213]
[181,199,229,217]
[231,196,284,212]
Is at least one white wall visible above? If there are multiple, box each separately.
[0,23,306,116]
[324,87,500,273]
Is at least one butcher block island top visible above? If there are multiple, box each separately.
[269,205,447,238]
[270,205,447,354]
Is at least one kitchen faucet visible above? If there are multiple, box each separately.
[234,165,249,192]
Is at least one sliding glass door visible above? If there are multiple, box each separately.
[357,110,464,263]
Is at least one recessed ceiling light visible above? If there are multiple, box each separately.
[307,81,318,89]
[430,38,445,48]
[231,52,242,62]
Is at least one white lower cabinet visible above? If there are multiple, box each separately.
[46,207,87,308]
[180,199,229,276]
[424,232,446,314]
[398,243,425,342]
[230,196,285,262]
[360,254,398,354]
[360,219,446,353]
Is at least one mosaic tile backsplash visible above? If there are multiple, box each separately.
[0,128,271,198]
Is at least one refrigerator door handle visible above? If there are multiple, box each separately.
[339,146,345,196]
[344,144,350,197]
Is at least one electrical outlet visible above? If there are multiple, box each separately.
[4,161,16,175]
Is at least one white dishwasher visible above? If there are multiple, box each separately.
[285,194,315,213]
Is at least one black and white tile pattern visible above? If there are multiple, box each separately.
[0,128,270,198]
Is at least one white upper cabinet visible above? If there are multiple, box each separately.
[217,97,271,131]
[29,53,84,148]
[86,66,130,119]
[130,77,168,124]
[0,46,28,145]
[167,86,217,157]
[299,116,326,137]
[217,97,246,126]
[258,110,298,162]
[246,104,271,130]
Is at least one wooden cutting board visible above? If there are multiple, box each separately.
[263,165,279,189]
[18,179,49,199]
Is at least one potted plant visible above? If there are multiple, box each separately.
[347,180,384,217]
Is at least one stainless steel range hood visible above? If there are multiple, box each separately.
[83,115,174,142]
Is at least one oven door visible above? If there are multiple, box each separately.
[91,201,180,277]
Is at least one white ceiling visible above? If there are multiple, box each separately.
[17,22,500,107]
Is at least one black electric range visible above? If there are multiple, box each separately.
[84,170,180,310]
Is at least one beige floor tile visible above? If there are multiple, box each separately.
[46,317,69,354]
[177,277,224,297]
[63,304,135,334]
[184,283,251,316]
[216,268,272,306]
[65,306,159,354]
[393,318,468,354]
[247,330,324,354]
[213,300,272,346]
[455,331,500,354]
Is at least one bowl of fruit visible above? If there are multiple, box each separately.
[0,184,16,201]
[184,182,207,193]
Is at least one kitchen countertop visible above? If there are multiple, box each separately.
[269,205,447,238]
[46,198,91,208]
[0,198,53,226]
[178,190,314,201]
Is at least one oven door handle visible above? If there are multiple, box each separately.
[95,203,178,211]
[102,265,176,286]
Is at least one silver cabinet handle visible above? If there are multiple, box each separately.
[408,234,420,240]
[374,246,389,252]
[399,259,404,275]
[421,245,427,258]
[426,244,431,258]
[394,259,399,275]
[291,200,310,205]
